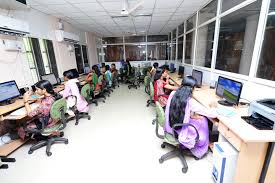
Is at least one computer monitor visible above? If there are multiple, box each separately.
[69,68,79,78]
[170,63,176,73]
[216,76,243,106]
[178,66,185,78]
[41,74,58,86]
[192,69,203,88]
[0,80,21,105]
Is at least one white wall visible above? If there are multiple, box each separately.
[0,8,96,87]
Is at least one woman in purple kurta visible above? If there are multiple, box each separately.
[164,76,217,158]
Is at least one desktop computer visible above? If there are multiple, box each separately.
[170,63,176,73]
[216,76,243,106]
[0,80,21,105]
[192,69,203,88]
[41,73,58,86]
[178,66,185,78]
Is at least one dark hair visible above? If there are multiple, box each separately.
[153,62,159,68]
[111,63,115,67]
[35,80,55,95]
[105,65,110,70]
[92,65,101,76]
[169,76,197,128]
[63,70,75,79]
[154,68,165,81]
[163,65,169,71]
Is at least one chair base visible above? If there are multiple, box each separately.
[28,136,68,157]
[146,99,155,107]
[75,112,91,125]
[159,142,188,173]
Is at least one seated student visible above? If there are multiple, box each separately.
[63,70,89,116]
[18,80,60,140]
[154,68,178,108]
[86,69,98,90]
[104,65,112,87]
[111,63,118,78]
[164,76,218,159]
[150,62,159,82]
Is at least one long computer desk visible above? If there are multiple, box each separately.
[0,75,87,157]
[169,73,275,183]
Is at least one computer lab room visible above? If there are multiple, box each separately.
[0,0,275,182]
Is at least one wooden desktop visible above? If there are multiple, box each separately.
[169,73,275,183]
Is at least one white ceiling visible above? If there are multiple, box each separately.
[28,0,209,37]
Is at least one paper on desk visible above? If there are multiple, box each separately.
[216,107,237,117]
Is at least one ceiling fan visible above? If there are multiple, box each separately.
[111,0,152,19]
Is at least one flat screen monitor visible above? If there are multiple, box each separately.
[192,69,203,88]
[41,73,58,86]
[178,66,185,77]
[0,80,21,104]
[216,76,243,106]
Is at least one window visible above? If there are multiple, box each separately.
[216,0,261,75]
[196,22,215,68]
[39,39,51,74]
[185,31,195,64]
[177,36,183,62]
[147,35,168,42]
[257,0,275,81]
[172,29,177,39]
[178,23,184,36]
[147,43,168,60]
[171,39,176,60]
[23,38,39,83]
[187,14,196,31]
[82,45,89,65]
[104,45,124,62]
[102,37,123,44]
[199,0,217,24]
[125,44,146,61]
[222,0,246,13]
[124,36,146,43]
[74,44,84,74]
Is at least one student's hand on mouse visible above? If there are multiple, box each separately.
[209,101,217,108]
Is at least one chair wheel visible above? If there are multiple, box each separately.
[103,100,105,103]
[46,152,52,156]
[75,122,79,125]
[128,86,130,89]
[159,158,164,164]
[194,157,200,160]
[182,167,188,173]
[28,150,33,154]
[65,140,69,144]
[161,144,166,148]
[60,132,64,137]
[88,116,91,120]
[146,104,149,107]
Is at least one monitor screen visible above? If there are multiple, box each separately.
[216,76,243,105]
[41,74,58,85]
[192,70,203,87]
[170,63,175,70]
[0,80,21,103]
[178,66,185,75]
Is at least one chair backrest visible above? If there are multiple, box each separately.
[149,82,154,98]
[144,76,151,87]
[49,98,67,131]
[156,102,165,127]
[81,84,91,100]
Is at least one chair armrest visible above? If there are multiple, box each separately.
[172,123,200,143]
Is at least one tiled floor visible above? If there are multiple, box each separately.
[1,85,214,183]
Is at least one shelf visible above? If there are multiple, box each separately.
[0,138,29,157]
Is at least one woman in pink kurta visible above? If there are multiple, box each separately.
[63,70,89,114]
[164,76,218,158]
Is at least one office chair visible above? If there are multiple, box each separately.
[98,75,110,97]
[128,68,141,89]
[66,95,91,125]
[144,76,151,95]
[146,82,155,107]
[112,72,119,88]
[154,102,165,139]
[27,98,68,156]
[159,118,200,173]
[81,84,99,106]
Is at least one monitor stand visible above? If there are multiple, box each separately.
[218,99,234,107]
[0,99,15,106]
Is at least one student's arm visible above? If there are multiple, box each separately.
[164,84,178,91]
[62,83,71,98]
[189,98,218,118]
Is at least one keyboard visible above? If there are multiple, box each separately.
[9,103,40,116]
[241,116,274,130]
[216,107,236,117]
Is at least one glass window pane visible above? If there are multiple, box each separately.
[30,69,39,83]
[199,0,217,24]
[172,29,177,39]
[104,45,124,62]
[256,0,275,81]
[222,0,246,13]
[23,37,31,51]
[177,36,183,62]
[216,0,261,75]
[185,31,195,64]
[196,22,215,68]
[27,53,35,68]
[124,36,146,43]
[147,43,168,60]
[147,35,168,42]
[125,45,146,61]
[178,23,184,35]
[102,37,123,44]
[171,40,176,60]
[187,14,196,31]
[39,39,51,74]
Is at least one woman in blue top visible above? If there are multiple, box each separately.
[104,65,112,87]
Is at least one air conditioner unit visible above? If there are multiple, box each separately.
[0,15,30,36]
[55,30,80,44]
[0,0,29,10]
